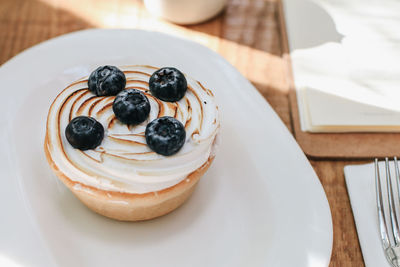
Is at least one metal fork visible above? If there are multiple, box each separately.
[375,157,400,267]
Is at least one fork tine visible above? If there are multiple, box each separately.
[394,157,400,243]
[376,158,390,249]
[394,157,400,210]
[385,157,400,245]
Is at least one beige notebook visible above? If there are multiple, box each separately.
[279,0,400,158]
[284,0,400,133]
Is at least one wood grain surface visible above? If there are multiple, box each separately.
[0,0,365,266]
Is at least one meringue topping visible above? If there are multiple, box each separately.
[46,65,219,194]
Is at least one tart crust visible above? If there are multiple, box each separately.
[44,133,213,221]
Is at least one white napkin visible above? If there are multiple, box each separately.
[344,162,394,267]
[284,0,400,132]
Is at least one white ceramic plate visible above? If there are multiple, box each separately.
[0,29,332,267]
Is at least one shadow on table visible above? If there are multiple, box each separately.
[186,0,343,55]
[282,0,343,51]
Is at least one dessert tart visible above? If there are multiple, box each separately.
[44,65,219,221]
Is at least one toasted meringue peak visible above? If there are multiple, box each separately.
[46,65,219,194]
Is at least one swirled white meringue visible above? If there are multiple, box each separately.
[46,65,219,194]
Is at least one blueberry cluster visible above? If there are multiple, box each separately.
[66,66,188,156]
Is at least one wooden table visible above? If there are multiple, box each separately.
[0,0,365,266]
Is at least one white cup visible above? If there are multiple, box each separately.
[144,0,227,25]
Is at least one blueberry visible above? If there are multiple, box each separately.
[65,116,104,150]
[88,66,126,96]
[145,117,186,156]
[112,89,151,125]
[149,67,187,102]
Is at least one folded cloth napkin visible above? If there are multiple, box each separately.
[344,162,393,267]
